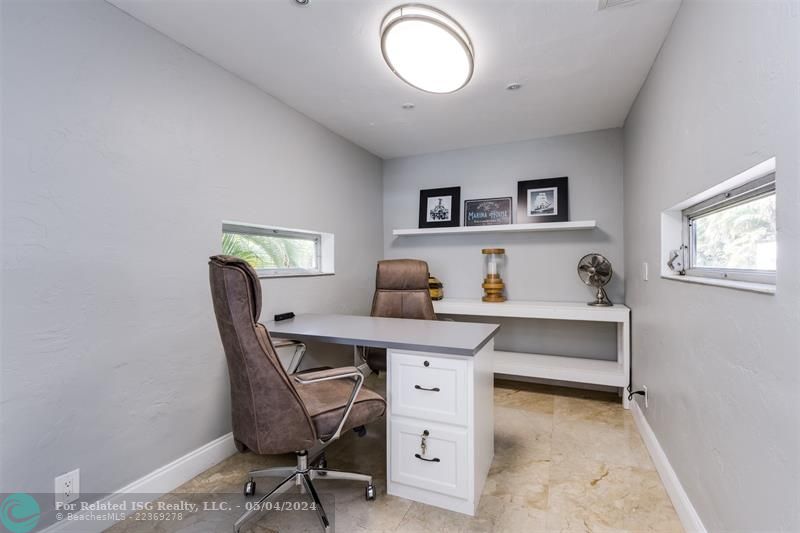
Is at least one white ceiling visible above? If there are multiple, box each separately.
[109,0,681,159]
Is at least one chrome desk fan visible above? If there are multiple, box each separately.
[578,253,613,307]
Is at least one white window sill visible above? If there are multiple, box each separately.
[660,274,775,295]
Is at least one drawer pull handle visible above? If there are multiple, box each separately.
[414,453,440,463]
[414,385,440,392]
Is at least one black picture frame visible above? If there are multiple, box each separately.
[517,177,569,223]
[419,187,461,228]
[464,197,513,226]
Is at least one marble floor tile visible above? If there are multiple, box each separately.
[494,384,555,415]
[106,379,681,533]
[547,458,682,533]
[493,406,553,468]
[492,503,549,533]
[553,394,629,428]
[551,397,653,471]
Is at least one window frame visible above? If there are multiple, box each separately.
[681,172,776,285]
[222,221,334,278]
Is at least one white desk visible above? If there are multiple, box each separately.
[265,314,500,516]
[433,299,631,409]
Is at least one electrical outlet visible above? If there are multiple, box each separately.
[643,385,648,408]
[55,469,80,509]
[642,262,649,281]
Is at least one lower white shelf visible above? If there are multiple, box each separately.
[432,297,631,407]
[493,350,626,387]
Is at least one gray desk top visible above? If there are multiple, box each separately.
[264,314,500,356]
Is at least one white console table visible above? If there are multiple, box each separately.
[433,299,631,409]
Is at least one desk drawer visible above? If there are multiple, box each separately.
[390,418,469,499]
[390,351,468,426]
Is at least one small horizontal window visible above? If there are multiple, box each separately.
[683,173,776,284]
[222,222,334,278]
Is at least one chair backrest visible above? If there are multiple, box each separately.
[208,255,317,454]
[370,259,437,320]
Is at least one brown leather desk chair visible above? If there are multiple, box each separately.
[209,255,385,532]
[364,259,437,373]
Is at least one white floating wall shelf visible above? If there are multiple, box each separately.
[392,220,597,236]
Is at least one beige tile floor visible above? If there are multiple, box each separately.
[106,378,682,533]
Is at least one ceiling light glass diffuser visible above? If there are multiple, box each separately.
[380,5,474,94]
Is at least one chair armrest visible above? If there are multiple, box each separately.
[273,339,307,374]
[273,339,303,348]
[293,366,361,384]
[293,366,364,443]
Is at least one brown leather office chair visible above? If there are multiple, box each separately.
[208,255,385,532]
[364,259,437,373]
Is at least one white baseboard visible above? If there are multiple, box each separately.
[631,402,706,533]
[43,432,236,532]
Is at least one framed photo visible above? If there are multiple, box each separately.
[419,187,461,228]
[517,177,569,223]
[464,197,512,226]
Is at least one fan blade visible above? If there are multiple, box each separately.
[579,264,593,272]
[590,255,601,266]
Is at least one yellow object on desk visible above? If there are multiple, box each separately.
[428,275,444,301]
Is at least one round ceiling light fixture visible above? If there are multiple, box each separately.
[380,5,474,94]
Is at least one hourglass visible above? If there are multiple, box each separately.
[481,248,506,302]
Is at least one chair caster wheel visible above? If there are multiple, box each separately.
[353,425,367,437]
[365,484,376,501]
[244,479,256,497]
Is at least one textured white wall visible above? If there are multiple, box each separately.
[1,0,382,494]
[383,129,625,360]
[623,0,800,530]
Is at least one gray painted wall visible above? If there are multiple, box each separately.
[623,1,800,530]
[383,129,624,360]
[1,0,382,494]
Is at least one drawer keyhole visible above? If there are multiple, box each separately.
[423,360,430,367]
[415,430,440,462]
